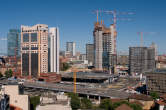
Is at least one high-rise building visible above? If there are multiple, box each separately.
[7,29,20,57]
[93,21,117,71]
[66,42,76,56]
[150,42,157,60]
[49,27,59,73]
[86,44,94,65]
[21,24,48,77]
[129,47,155,75]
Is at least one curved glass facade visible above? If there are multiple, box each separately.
[7,29,20,57]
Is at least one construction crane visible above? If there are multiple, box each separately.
[103,10,134,28]
[72,68,77,93]
[137,32,144,47]
[93,10,103,23]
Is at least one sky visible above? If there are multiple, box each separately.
[0,0,166,55]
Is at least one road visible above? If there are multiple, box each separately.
[0,79,130,99]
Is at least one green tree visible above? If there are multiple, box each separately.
[62,63,70,71]
[113,101,142,110]
[68,93,81,110]
[81,98,92,109]
[99,99,113,110]
[30,96,40,110]
[0,72,3,78]
[5,69,13,78]
[150,92,159,100]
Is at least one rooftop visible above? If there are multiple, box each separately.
[146,69,166,74]
[129,94,153,101]
[61,72,118,80]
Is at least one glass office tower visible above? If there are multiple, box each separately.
[7,29,20,57]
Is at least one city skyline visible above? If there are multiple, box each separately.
[0,0,166,54]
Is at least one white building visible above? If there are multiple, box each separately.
[49,27,59,73]
[66,42,76,56]
[0,85,29,110]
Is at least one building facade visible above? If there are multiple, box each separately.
[86,44,94,66]
[21,24,48,77]
[66,42,76,56]
[49,27,59,73]
[146,69,166,94]
[129,47,155,75]
[93,22,117,71]
[7,29,20,57]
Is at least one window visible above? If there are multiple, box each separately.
[31,33,37,42]
[31,47,38,50]
[23,33,29,42]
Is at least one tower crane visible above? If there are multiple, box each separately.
[137,32,144,47]
[103,10,134,28]
[72,67,78,93]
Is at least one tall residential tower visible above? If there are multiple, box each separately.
[21,24,48,77]
[49,27,59,73]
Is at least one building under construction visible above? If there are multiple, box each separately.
[93,21,117,72]
[129,47,155,75]
[146,69,166,94]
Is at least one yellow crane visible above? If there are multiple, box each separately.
[72,68,77,93]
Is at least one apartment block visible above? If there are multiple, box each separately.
[146,69,166,94]
[129,47,155,75]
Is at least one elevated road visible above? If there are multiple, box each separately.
[0,80,129,99]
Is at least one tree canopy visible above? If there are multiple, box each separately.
[5,69,13,78]
[150,91,159,100]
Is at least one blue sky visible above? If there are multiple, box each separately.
[0,0,166,54]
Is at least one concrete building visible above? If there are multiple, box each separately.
[66,42,76,56]
[7,29,20,57]
[129,47,155,75]
[49,27,59,73]
[117,55,129,65]
[146,69,166,94]
[86,44,94,66]
[36,93,71,110]
[150,42,157,60]
[93,21,117,71]
[21,24,48,77]
[0,85,29,110]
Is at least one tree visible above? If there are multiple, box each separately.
[62,63,70,71]
[99,99,113,110]
[30,96,40,110]
[68,93,81,110]
[150,92,159,100]
[81,98,92,109]
[113,101,142,110]
[5,69,13,78]
[0,72,3,78]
